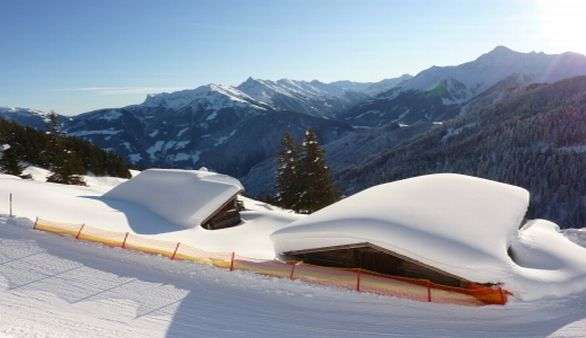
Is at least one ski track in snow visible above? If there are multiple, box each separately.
[0,215,584,337]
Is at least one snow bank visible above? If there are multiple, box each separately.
[103,169,243,228]
[509,219,586,299]
[272,174,586,300]
[564,228,586,248]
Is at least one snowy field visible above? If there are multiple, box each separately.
[0,169,585,337]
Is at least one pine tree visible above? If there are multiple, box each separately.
[0,145,23,176]
[276,133,301,210]
[46,111,61,135]
[298,129,338,213]
[47,148,86,185]
[42,110,84,185]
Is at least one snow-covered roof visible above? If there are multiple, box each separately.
[104,169,244,228]
[272,174,530,284]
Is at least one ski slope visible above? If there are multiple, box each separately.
[0,215,585,337]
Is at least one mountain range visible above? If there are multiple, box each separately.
[3,46,586,227]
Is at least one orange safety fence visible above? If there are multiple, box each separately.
[32,217,508,306]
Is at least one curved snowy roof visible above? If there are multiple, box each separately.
[271,174,530,284]
[104,169,243,228]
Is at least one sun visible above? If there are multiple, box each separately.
[537,0,586,54]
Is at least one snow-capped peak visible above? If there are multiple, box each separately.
[237,77,346,102]
[142,84,268,111]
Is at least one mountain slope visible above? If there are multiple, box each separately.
[337,75,586,228]
[341,79,466,127]
[65,84,353,178]
[0,107,55,130]
[0,117,131,178]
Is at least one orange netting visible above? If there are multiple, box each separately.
[32,217,508,306]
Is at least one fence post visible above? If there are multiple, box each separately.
[75,224,85,240]
[356,270,361,292]
[9,193,12,217]
[289,262,296,280]
[171,242,181,260]
[229,252,235,271]
[33,217,38,230]
[121,232,129,249]
[427,281,432,302]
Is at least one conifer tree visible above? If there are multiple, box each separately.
[44,113,86,185]
[46,111,61,135]
[45,110,62,166]
[298,129,338,213]
[47,147,86,185]
[276,133,301,210]
[0,145,23,176]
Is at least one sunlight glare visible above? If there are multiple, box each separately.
[538,0,586,53]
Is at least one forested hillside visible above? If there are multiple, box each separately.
[0,118,131,178]
[338,76,586,228]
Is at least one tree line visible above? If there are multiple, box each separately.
[275,129,339,213]
[0,112,131,184]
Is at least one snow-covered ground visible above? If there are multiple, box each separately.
[0,216,584,337]
[0,169,585,337]
[0,168,300,259]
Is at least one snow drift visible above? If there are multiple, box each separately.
[271,174,586,300]
[103,169,243,228]
[564,228,586,248]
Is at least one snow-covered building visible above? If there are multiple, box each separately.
[271,174,586,296]
[104,169,244,230]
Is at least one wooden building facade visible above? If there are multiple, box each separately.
[201,195,244,230]
[283,242,470,287]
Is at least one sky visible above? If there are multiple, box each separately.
[1,0,586,115]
